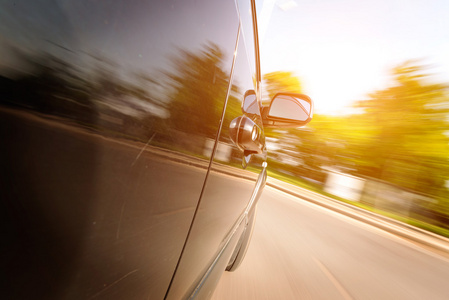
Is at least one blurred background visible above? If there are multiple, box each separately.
[256,0,449,237]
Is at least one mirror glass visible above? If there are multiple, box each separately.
[268,94,311,121]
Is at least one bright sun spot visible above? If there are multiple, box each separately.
[257,0,449,116]
[299,43,389,115]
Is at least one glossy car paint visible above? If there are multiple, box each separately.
[0,0,265,299]
[165,1,267,296]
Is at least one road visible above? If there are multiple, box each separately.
[212,186,449,300]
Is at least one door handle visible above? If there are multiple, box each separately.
[229,116,264,168]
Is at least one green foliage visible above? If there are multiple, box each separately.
[355,62,449,193]
[263,71,302,100]
[166,42,230,138]
[267,62,449,227]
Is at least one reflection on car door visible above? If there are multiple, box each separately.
[165,1,267,298]
[0,0,241,299]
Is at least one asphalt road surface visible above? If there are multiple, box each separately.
[212,186,449,300]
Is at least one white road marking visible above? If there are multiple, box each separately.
[313,256,354,300]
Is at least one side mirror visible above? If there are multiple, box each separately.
[262,93,313,128]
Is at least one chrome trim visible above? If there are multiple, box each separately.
[244,165,267,217]
[235,115,245,152]
[188,214,246,299]
[188,167,267,298]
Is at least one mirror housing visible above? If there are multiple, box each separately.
[241,89,259,115]
[262,93,313,128]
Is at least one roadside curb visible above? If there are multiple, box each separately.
[265,177,449,255]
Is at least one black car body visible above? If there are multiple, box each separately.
[0,1,312,299]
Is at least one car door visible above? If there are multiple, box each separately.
[0,1,240,299]
[164,1,268,298]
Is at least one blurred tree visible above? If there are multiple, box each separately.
[263,71,302,100]
[356,62,449,189]
[353,62,449,225]
[266,114,358,184]
[0,51,97,121]
[166,42,231,138]
[265,62,449,227]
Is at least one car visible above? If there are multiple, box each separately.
[0,0,312,299]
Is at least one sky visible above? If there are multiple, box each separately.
[256,0,449,115]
